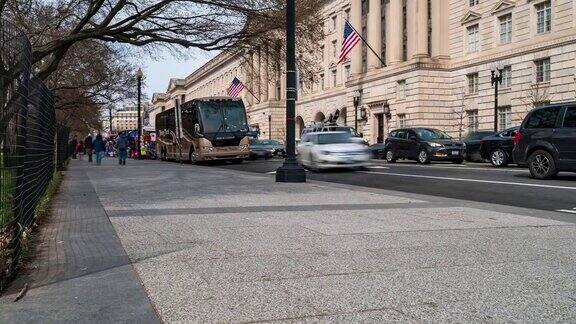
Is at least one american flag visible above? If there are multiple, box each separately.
[339,21,361,64]
[227,77,245,97]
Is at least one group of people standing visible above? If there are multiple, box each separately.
[70,134,107,165]
[70,133,130,166]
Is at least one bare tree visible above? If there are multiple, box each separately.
[517,82,553,122]
[453,86,469,140]
[1,0,325,135]
[2,0,325,80]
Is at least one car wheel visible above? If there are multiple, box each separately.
[528,150,557,180]
[189,148,198,165]
[385,150,397,163]
[309,155,320,172]
[418,149,430,164]
[490,149,508,167]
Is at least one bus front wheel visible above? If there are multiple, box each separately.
[189,148,198,165]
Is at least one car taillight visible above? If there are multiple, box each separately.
[513,131,522,146]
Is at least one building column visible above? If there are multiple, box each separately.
[263,47,269,102]
[387,0,403,64]
[367,0,383,69]
[408,0,429,59]
[350,0,363,74]
[432,0,449,59]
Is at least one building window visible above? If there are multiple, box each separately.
[320,73,325,90]
[536,1,552,34]
[332,16,337,31]
[467,110,479,132]
[499,14,512,44]
[535,58,551,83]
[320,45,325,62]
[498,106,512,131]
[332,69,337,87]
[397,80,406,100]
[467,24,479,52]
[467,73,479,94]
[344,65,351,80]
[362,26,368,73]
[332,40,338,58]
[398,114,407,128]
[469,0,479,7]
[345,8,350,21]
[501,65,512,88]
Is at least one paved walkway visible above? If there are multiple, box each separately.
[2,158,576,323]
[0,160,158,323]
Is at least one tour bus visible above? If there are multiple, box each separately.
[155,97,250,163]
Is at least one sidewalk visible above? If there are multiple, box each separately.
[0,160,158,323]
[2,158,576,323]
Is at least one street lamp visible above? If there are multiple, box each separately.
[276,0,306,182]
[136,68,143,159]
[353,91,361,132]
[491,64,503,132]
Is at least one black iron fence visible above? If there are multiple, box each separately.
[0,20,69,291]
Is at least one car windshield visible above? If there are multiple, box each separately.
[329,126,360,137]
[415,129,452,140]
[199,101,248,133]
[317,133,352,144]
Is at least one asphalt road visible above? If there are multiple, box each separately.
[213,158,576,214]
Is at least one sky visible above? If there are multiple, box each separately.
[138,49,218,101]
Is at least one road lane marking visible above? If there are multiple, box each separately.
[360,171,576,191]
[380,164,526,172]
[556,209,576,214]
[368,166,390,169]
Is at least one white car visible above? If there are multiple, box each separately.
[297,131,371,171]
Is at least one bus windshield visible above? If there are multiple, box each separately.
[199,101,248,134]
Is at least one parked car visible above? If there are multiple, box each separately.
[249,139,285,160]
[297,131,370,171]
[369,143,386,159]
[462,131,496,162]
[479,127,519,167]
[384,128,466,164]
[513,103,576,179]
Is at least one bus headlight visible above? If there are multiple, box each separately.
[240,145,249,150]
[202,146,214,152]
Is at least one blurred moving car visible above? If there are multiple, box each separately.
[462,131,496,162]
[369,143,386,159]
[249,139,286,160]
[479,127,518,167]
[297,131,370,171]
[384,128,466,164]
[513,103,576,179]
[301,122,368,145]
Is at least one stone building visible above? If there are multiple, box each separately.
[152,0,576,144]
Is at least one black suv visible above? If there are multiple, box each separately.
[513,103,576,179]
[384,128,465,164]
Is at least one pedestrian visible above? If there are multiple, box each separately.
[84,134,94,162]
[70,135,78,159]
[93,134,106,165]
[116,133,129,165]
[77,141,84,161]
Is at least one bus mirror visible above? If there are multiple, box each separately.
[194,123,200,134]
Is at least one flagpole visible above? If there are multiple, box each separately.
[244,87,261,103]
[345,20,386,67]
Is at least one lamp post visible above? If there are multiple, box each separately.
[136,68,143,159]
[491,66,503,132]
[353,91,361,132]
[276,0,306,182]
